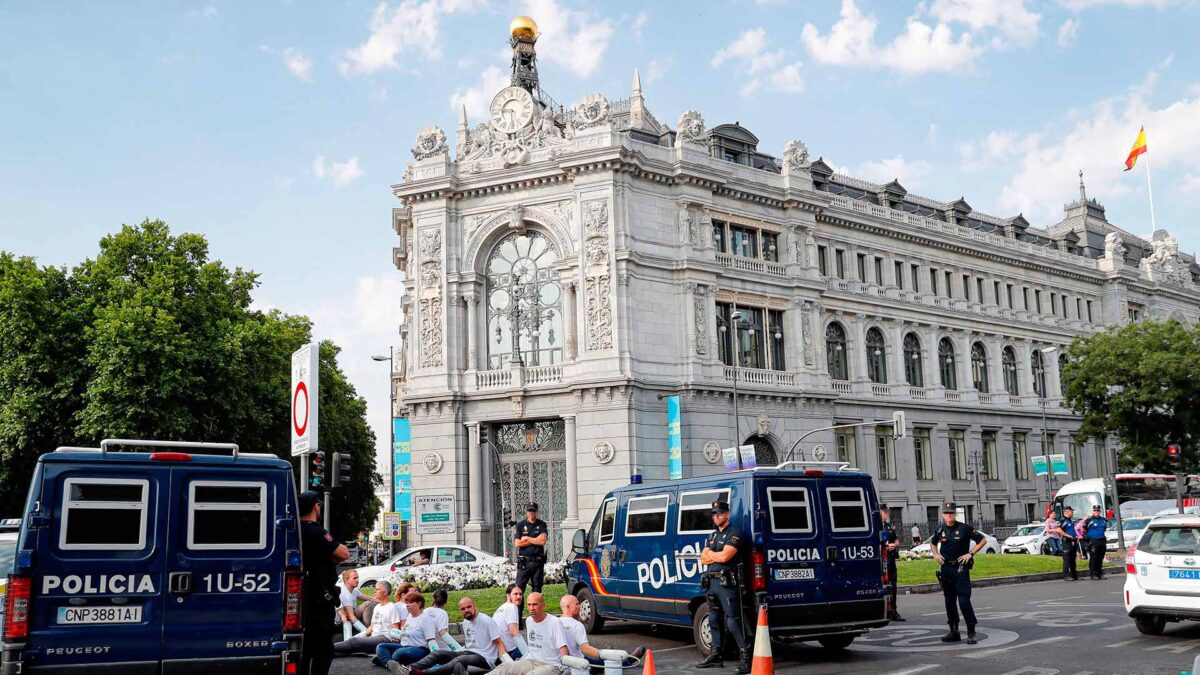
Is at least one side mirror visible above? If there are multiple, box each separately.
[571,529,589,554]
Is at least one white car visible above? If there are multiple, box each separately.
[1124,514,1200,635]
[912,531,1001,555]
[0,519,20,629]
[339,544,506,591]
[1002,523,1049,554]
[1106,517,1153,551]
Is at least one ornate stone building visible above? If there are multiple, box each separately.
[390,18,1200,557]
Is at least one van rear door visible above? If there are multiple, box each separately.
[756,477,828,619]
[160,467,286,672]
[819,477,886,621]
[29,462,167,674]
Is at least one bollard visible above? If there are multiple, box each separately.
[561,655,590,675]
[598,648,629,675]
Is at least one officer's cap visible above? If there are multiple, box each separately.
[1092,505,1101,511]
[941,501,958,514]
[711,500,730,514]
[298,490,321,515]
[1064,505,1074,512]
[525,502,539,512]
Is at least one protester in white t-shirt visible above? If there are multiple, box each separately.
[378,591,440,672]
[492,584,524,659]
[558,595,645,666]
[485,592,567,675]
[424,588,450,638]
[333,581,401,655]
[389,596,508,675]
[336,570,370,640]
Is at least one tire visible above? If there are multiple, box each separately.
[1134,615,1166,636]
[817,634,856,650]
[575,586,605,633]
[693,603,714,658]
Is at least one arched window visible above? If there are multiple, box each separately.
[1058,353,1069,396]
[826,322,848,381]
[485,230,563,369]
[1002,346,1019,395]
[938,338,957,391]
[903,333,923,387]
[1031,349,1045,398]
[971,342,989,393]
[745,436,778,466]
[865,327,887,384]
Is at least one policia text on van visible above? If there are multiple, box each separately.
[567,461,890,661]
[1,439,305,675]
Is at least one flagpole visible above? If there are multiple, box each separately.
[1143,132,1158,233]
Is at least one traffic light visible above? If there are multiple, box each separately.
[332,452,352,487]
[1167,443,1182,472]
[309,451,326,489]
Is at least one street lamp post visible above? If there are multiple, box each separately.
[1037,346,1059,512]
[372,348,397,554]
[718,310,745,447]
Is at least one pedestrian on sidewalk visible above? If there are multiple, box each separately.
[1056,506,1079,580]
[1044,513,1061,556]
[911,523,922,547]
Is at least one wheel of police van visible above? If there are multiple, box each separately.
[817,634,856,650]
[692,604,715,657]
[576,586,605,633]
[1135,615,1166,636]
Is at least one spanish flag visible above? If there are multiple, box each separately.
[1124,126,1147,171]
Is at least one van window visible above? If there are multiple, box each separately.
[188,481,267,550]
[767,487,812,533]
[679,489,730,534]
[60,478,149,550]
[625,495,669,537]
[598,498,616,544]
[826,487,869,532]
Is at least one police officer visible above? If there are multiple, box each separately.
[514,502,548,596]
[931,501,986,645]
[696,500,751,674]
[298,490,349,675]
[880,505,905,622]
[1056,505,1079,581]
[1082,505,1109,580]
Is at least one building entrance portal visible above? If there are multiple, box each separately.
[491,420,567,560]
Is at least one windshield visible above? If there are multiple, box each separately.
[1138,526,1200,555]
[0,535,16,574]
[1014,525,1044,536]
[1111,517,1152,531]
[1059,491,1103,517]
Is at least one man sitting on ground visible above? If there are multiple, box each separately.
[557,595,645,667]
[389,596,507,675]
[485,592,567,675]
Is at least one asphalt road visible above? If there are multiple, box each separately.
[332,576,1199,675]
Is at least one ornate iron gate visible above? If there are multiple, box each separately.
[492,420,568,560]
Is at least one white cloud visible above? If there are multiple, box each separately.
[644,57,671,85]
[450,65,510,121]
[854,156,933,189]
[282,48,313,82]
[337,0,480,77]
[927,123,939,143]
[189,5,218,19]
[1178,172,1200,196]
[1061,0,1182,8]
[1056,18,1079,47]
[958,130,1042,170]
[631,11,648,39]
[312,155,365,187]
[928,0,1040,48]
[711,28,804,96]
[520,0,615,78]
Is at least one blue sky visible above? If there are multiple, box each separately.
[2,0,1199,472]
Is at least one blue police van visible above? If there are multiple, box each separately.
[567,461,889,655]
[1,439,304,675]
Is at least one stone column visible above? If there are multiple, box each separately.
[562,281,577,361]
[464,422,486,548]
[1017,342,1036,397]
[561,415,581,554]
[465,294,479,370]
[890,322,908,388]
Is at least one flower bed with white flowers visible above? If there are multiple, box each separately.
[385,560,569,593]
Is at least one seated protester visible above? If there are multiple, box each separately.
[334,581,400,655]
[485,593,567,675]
[389,596,507,675]
[393,582,416,627]
[557,595,645,667]
[492,584,524,660]
[338,570,371,640]
[378,591,440,673]
[425,589,451,639]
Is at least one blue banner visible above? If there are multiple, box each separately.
[393,418,412,519]
[667,395,683,480]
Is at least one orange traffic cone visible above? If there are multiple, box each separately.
[641,648,655,675]
[750,605,773,675]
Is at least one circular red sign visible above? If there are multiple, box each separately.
[293,382,309,437]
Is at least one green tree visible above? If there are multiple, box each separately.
[0,221,382,536]
[1062,319,1200,472]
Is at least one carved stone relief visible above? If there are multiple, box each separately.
[1104,232,1126,261]
[412,125,448,160]
[801,310,814,366]
[1142,234,1189,286]
[676,111,706,147]
[582,198,614,351]
[572,93,610,130]
[782,139,809,173]
[419,296,443,367]
[419,229,442,288]
[592,441,615,464]
[703,441,722,464]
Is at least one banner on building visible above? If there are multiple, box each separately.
[1031,455,1049,477]
[1049,453,1070,476]
[415,494,455,535]
[666,395,682,480]
[739,444,758,470]
[393,418,412,519]
[721,446,740,473]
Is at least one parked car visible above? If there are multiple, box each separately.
[341,544,506,591]
[1106,517,1153,551]
[912,531,1001,555]
[1124,513,1200,635]
[1003,523,1049,554]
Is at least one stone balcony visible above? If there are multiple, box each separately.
[715,252,788,278]
[473,363,564,391]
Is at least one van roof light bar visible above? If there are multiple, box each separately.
[764,460,853,472]
[84,439,241,457]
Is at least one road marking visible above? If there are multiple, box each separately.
[850,625,1018,653]
[884,665,940,675]
[1102,624,1130,631]
[1144,639,1200,653]
[1105,639,1140,648]
[962,635,1059,658]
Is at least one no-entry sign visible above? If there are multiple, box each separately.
[291,342,319,456]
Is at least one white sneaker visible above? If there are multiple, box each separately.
[387,663,411,675]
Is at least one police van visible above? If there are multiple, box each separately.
[567,461,888,655]
[1,439,304,675]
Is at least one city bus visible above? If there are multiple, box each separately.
[1052,474,1200,520]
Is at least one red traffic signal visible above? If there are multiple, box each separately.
[1167,444,1182,457]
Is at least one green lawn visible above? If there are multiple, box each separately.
[440,584,569,623]
[896,554,1064,586]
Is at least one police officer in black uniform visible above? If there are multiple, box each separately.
[696,500,751,675]
[514,502,548,596]
[298,490,349,675]
[931,501,987,645]
[881,505,905,622]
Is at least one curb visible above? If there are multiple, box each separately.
[901,565,1124,595]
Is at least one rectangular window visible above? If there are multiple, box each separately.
[597,498,616,544]
[716,302,733,366]
[826,487,869,532]
[1076,298,1083,321]
[895,261,905,289]
[949,429,967,480]
[856,253,867,282]
[1095,441,1108,477]
[1013,432,1030,480]
[768,309,786,371]
[1069,438,1082,479]
[817,245,828,276]
[911,264,920,292]
[767,487,812,533]
[982,431,998,480]
[188,481,267,550]
[835,249,846,279]
[913,428,933,480]
[1022,287,1030,311]
[835,428,857,467]
[729,226,758,259]
[995,504,1006,523]
[994,281,1001,306]
[679,489,730,534]
[945,271,953,298]
[977,278,985,304]
[930,268,939,295]
[712,220,726,253]
[625,495,669,536]
[1043,431,1056,456]
[875,426,896,480]
[927,505,939,526]
[761,232,779,261]
[1050,292,1058,317]
[962,274,971,302]
[737,306,766,369]
[874,256,884,285]
[60,478,149,550]
[436,547,477,564]
[1025,503,1036,522]
[1006,284,1014,309]
[1035,289,1043,314]
[1086,300,1094,323]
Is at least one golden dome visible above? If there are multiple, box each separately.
[510,15,538,41]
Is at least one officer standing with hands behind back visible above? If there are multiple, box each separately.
[696,500,751,675]
[1082,505,1108,580]
[514,502,548,597]
[298,490,350,675]
[881,505,905,622]
[931,502,987,645]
